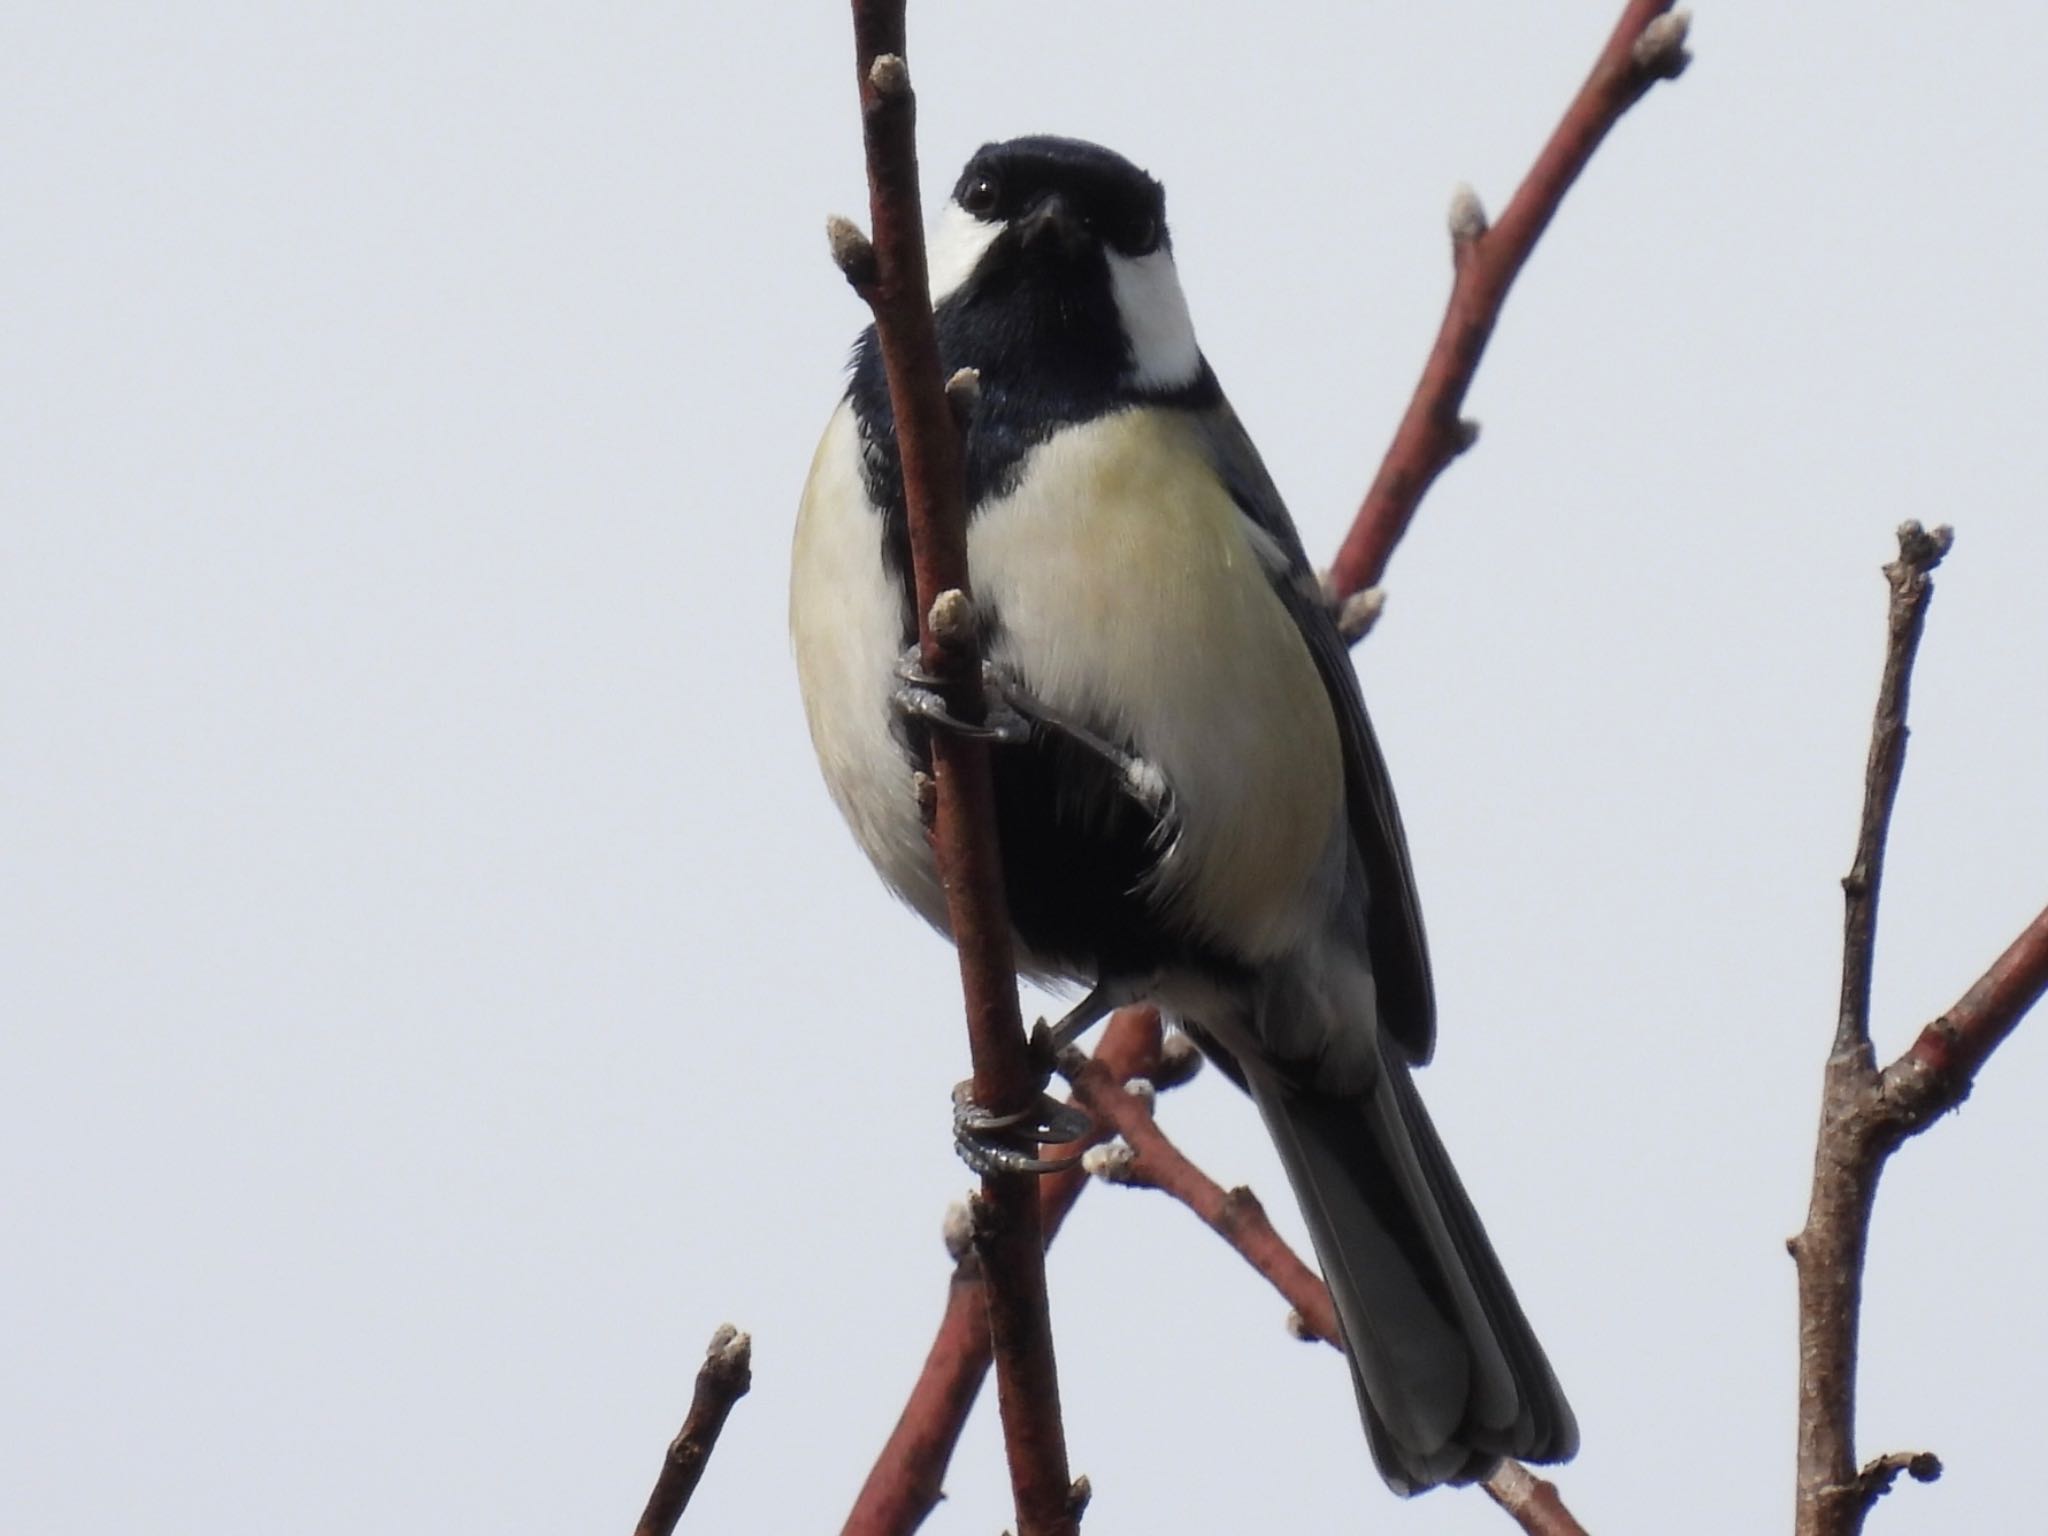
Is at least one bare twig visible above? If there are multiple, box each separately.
[1836,520,1953,1058]
[1059,1046,1337,1345]
[840,8,1079,1533]
[1793,524,2048,1536]
[1326,0,1691,600]
[842,1012,1164,1536]
[635,1325,753,1536]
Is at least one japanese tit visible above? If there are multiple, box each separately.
[790,135,1576,1494]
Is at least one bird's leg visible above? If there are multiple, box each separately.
[1032,974,1154,1060]
[952,975,1154,1176]
[904,652,1171,1174]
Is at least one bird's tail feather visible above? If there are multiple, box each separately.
[1250,1055,1577,1494]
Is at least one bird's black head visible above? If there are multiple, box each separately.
[843,136,1216,561]
[923,136,1208,399]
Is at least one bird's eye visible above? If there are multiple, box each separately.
[1124,211,1160,255]
[961,175,1000,218]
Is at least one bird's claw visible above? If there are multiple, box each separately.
[892,651,1032,745]
[952,1080,1093,1176]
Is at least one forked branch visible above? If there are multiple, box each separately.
[1792,523,2048,1536]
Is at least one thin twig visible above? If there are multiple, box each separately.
[1326,0,1691,601]
[1793,523,2048,1536]
[839,8,1079,1533]
[1059,1045,1337,1345]
[1058,1047,1592,1536]
[842,1012,1165,1536]
[1836,520,1952,1058]
[635,1325,753,1536]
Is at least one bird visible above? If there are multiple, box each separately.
[790,134,1577,1495]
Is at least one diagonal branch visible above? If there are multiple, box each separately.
[1327,0,1691,602]
[1888,902,2048,1113]
[1793,523,2048,1536]
[837,7,1079,1534]
[635,1325,753,1536]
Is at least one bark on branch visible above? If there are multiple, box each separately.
[1326,0,1691,603]
[1792,523,2048,1536]
[836,7,1082,1533]
[635,1325,753,1536]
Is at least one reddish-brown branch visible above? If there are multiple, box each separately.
[1793,524,2047,1536]
[635,1325,752,1536]
[842,1012,1164,1536]
[1896,903,2048,1096]
[1058,1047,1591,1536]
[840,7,1078,1533]
[1059,1046,1338,1345]
[1327,0,1690,601]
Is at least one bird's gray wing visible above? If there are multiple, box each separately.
[1188,400,1438,1063]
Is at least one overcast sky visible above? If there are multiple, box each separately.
[6,4,2045,1533]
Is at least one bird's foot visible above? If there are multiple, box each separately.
[952,1079,1093,1176]
[892,649,1031,745]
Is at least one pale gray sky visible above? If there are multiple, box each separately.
[5,5,2045,1533]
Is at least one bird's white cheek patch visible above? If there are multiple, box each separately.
[927,201,1003,305]
[1106,249,1202,390]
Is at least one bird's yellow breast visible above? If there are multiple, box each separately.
[967,409,1345,959]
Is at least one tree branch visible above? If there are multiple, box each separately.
[1793,523,2048,1536]
[1836,521,1951,1058]
[1326,0,1691,602]
[838,8,1079,1533]
[842,1011,1168,1536]
[1060,1046,1337,1346]
[635,1325,752,1536]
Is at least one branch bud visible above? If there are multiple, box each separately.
[1152,1030,1205,1090]
[1632,9,1693,80]
[1120,1076,1157,1112]
[1081,1137,1138,1184]
[867,52,910,99]
[1068,1474,1094,1517]
[941,1198,974,1263]
[927,588,975,648]
[1334,586,1386,645]
[702,1323,752,1377]
[1447,183,1488,248]
[825,215,878,292]
[944,366,982,429]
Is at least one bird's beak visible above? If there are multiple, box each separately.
[1017,192,1089,257]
